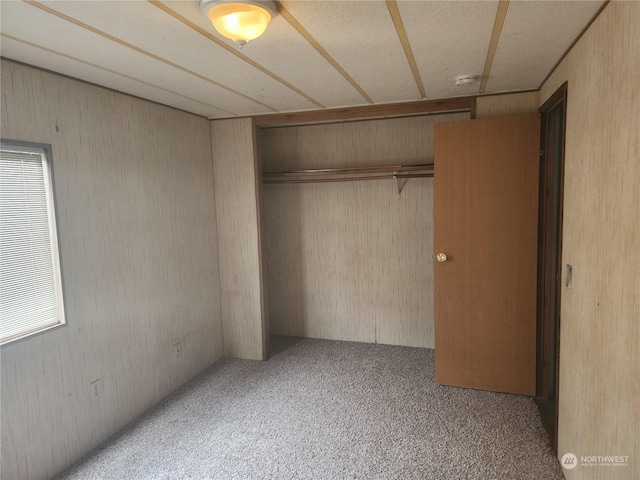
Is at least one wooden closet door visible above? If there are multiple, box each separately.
[434,114,540,395]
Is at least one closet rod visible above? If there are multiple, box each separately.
[264,173,433,184]
[263,164,434,184]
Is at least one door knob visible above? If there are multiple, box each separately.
[436,253,448,263]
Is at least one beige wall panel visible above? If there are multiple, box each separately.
[0,61,223,480]
[261,114,467,348]
[476,91,539,118]
[261,113,467,171]
[539,3,639,478]
[211,118,265,360]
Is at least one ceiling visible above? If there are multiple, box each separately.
[0,0,605,120]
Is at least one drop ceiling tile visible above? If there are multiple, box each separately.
[277,0,420,104]
[398,0,498,99]
[486,0,605,92]
[37,0,318,113]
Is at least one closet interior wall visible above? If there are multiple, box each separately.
[260,113,468,348]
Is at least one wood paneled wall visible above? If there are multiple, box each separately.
[540,3,639,478]
[260,113,467,348]
[475,91,539,118]
[211,118,266,360]
[0,61,223,480]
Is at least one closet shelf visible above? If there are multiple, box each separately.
[263,164,434,184]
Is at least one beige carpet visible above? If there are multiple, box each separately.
[59,337,564,480]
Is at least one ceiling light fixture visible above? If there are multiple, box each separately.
[200,0,277,48]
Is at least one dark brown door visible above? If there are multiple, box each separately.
[536,83,567,451]
[434,114,540,395]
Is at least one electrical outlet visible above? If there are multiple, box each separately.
[90,378,102,399]
[173,342,182,359]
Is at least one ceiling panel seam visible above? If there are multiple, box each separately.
[385,0,426,99]
[23,0,278,112]
[1,32,235,116]
[149,0,325,109]
[274,1,374,105]
[480,0,510,93]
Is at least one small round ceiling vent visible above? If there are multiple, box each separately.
[454,75,480,87]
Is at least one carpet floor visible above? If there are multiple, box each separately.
[58,337,564,480]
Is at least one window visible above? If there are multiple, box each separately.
[0,140,66,345]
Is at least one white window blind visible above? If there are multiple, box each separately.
[0,142,66,345]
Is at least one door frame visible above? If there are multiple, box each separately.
[535,82,568,452]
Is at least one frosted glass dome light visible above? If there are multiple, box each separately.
[200,0,277,47]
